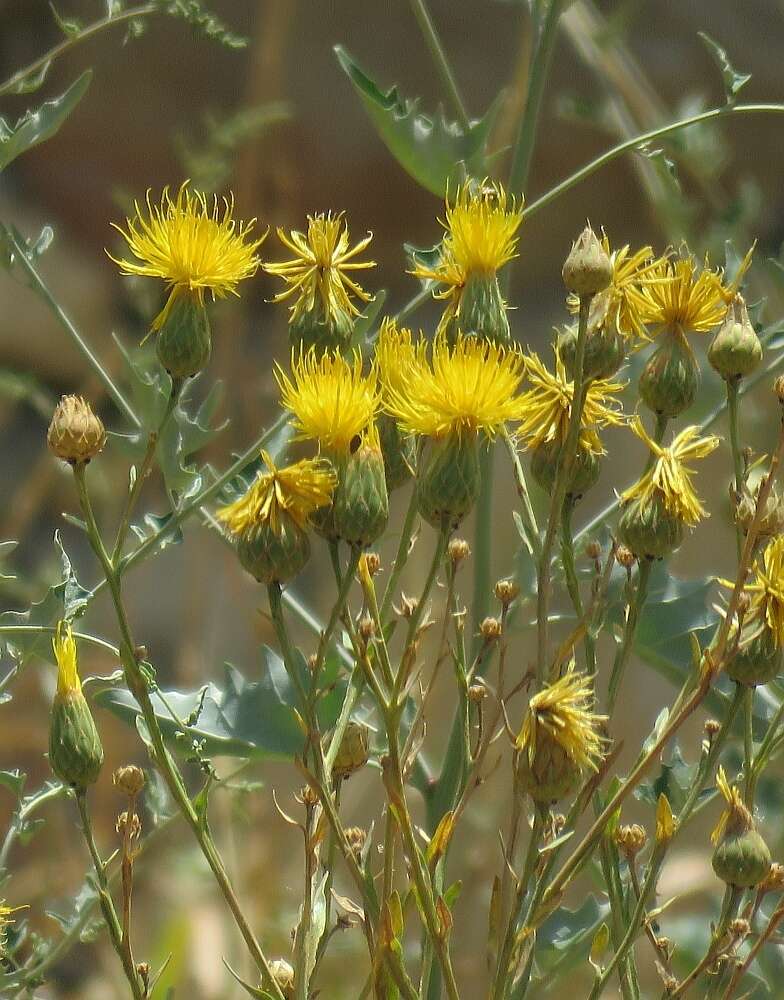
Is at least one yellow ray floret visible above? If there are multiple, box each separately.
[517,669,606,772]
[275,349,380,454]
[411,180,523,290]
[52,620,80,696]
[383,333,526,439]
[634,247,753,336]
[264,213,374,323]
[516,349,625,455]
[711,766,752,844]
[725,537,784,649]
[621,416,720,524]
[108,182,264,330]
[568,235,665,342]
[374,317,427,400]
[217,452,336,536]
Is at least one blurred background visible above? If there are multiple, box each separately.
[3,1,784,996]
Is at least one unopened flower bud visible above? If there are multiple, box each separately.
[468,683,488,703]
[448,537,471,565]
[615,544,636,570]
[704,719,721,738]
[331,722,370,780]
[358,616,376,642]
[586,541,602,561]
[480,617,502,641]
[299,784,319,807]
[345,825,368,860]
[361,551,381,577]
[562,225,612,296]
[708,296,762,381]
[729,918,750,938]
[269,958,295,999]
[113,765,145,797]
[48,395,106,464]
[614,823,647,857]
[494,579,519,606]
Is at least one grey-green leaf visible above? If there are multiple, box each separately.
[698,32,751,103]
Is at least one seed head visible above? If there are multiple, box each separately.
[480,617,502,641]
[113,766,146,797]
[48,395,106,465]
[448,537,471,565]
[494,579,519,606]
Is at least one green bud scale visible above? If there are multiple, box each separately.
[157,293,212,378]
[713,827,771,888]
[289,301,353,356]
[454,273,510,345]
[530,438,600,498]
[726,624,782,687]
[558,316,625,382]
[638,327,699,418]
[378,414,416,491]
[516,727,581,804]
[236,512,311,585]
[49,690,104,789]
[417,432,480,530]
[618,492,684,560]
[708,297,762,381]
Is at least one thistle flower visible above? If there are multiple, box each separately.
[410,180,523,342]
[516,349,625,456]
[711,767,770,887]
[217,453,336,537]
[722,537,784,652]
[275,349,380,455]
[265,213,374,351]
[108,183,264,332]
[620,417,720,525]
[383,333,526,439]
[373,319,422,489]
[516,669,606,803]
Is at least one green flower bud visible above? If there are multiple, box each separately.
[713,827,771,888]
[378,413,416,491]
[236,512,311,585]
[332,428,389,547]
[639,327,699,418]
[516,725,581,804]
[558,316,626,381]
[417,432,481,530]
[453,272,510,345]
[708,297,762,381]
[50,689,104,789]
[562,225,613,297]
[332,721,370,780]
[727,624,782,687]
[156,293,212,378]
[530,438,600,498]
[618,492,684,560]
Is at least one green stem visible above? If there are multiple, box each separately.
[381,483,419,624]
[472,442,495,651]
[503,432,541,560]
[408,0,470,127]
[743,687,755,805]
[671,885,742,998]
[560,499,596,675]
[727,378,745,562]
[606,559,653,714]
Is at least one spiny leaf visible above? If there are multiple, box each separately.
[0,71,92,171]
[698,32,751,103]
[335,45,498,197]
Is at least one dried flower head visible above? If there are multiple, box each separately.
[47,395,106,464]
[108,183,264,331]
[494,578,520,606]
[113,766,146,797]
[480,617,502,641]
[621,416,720,525]
[384,333,526,439]
[275,349,380,455]
[614,823,647,857]
[264,212,374,326]
[517,669,606,773]
[217,452,335,537]
[448,538,471,564]
[516,349,625,455]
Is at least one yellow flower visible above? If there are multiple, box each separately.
[516,669,605,773]
[410,181,523,332]
[52,621,80,696]
[108,182,264,331]
[567,236,664,342]
[374,318,426,400]
[516,349,625,455]
[217,452,336,537]
[635,248,752,336]
[711,767,752,844]
[383,333,526,439]
[275,349,380,454]
[620,416,720,524]
[264,213,375,324]
[734,537,784,648]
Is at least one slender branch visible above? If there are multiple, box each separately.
[408,0,470,127]
[606,559,653,713]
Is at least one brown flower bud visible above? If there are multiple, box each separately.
[480,617,502,641]
[361,551,381,577]
[299,784,319,807]
[775,375,784,404]
[615,544,636,570]
[468,683,487,703]
[358,615,376,642]
[48,395,106,464]
[269,958,295,998]
[729,918,750,938]
[704,719,721,738]
[586,541,602,561]
[494,579,520,606]
[116,810,141,841]
[448,538,471,565]
[562,224,612,296]
[113,765,145,797]
[395,594,418,619]
[614,823,647,858]
[345,825,368,860]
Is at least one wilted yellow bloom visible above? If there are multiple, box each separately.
[517,669,605,772]
[733,537,784,648]
[374,318,426,400]
[656,793,676,843]
[516,350,625,455]
[635,248,752,337]
[410,181,523,334]
[217,452,336,536]
[275,349,380,454]
[52,621,80,696]
[265,213,374,324]
[383,333,526,439]
[621,416,720,524]
[108,183,264,330]
[568,236,664,341]
[711,767,751,845]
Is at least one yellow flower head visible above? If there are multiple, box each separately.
[635,247,752,336]
[711,766,753,844]
[52,620,80,696]
[1,899,26,957]
[108,182,264,331]
[374,318,426,401]
[516,669,605,773]
[383,333,526,439]
[275,349,380,455]
[620,416,720,524]
[217,452,336,537]
[568,236,665,342]
[736,537,784,648]
[264,213,375,324]
[516,349,625,455]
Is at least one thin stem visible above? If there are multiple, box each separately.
[743,687,755,805]
[607,559,653,713]
[381,483,419,623]
[503,431,541,560]
[720,900,784,1000]
[408,0,470,127]
[472,443,495,650]
[670,885,742,998]
[726,378,745,562]
[560,499,596,675]
[0,782,68,879]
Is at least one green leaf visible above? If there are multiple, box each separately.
[635,743,700,813]
[335,46,498,197]
[533,895,611,981]
[0,70,92,171]
[0,769,26,798]
[698,32,751,103]
[49,2,83,36]
[9,61,52,96]
[1,223,55,285]
[95,651,347,759]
